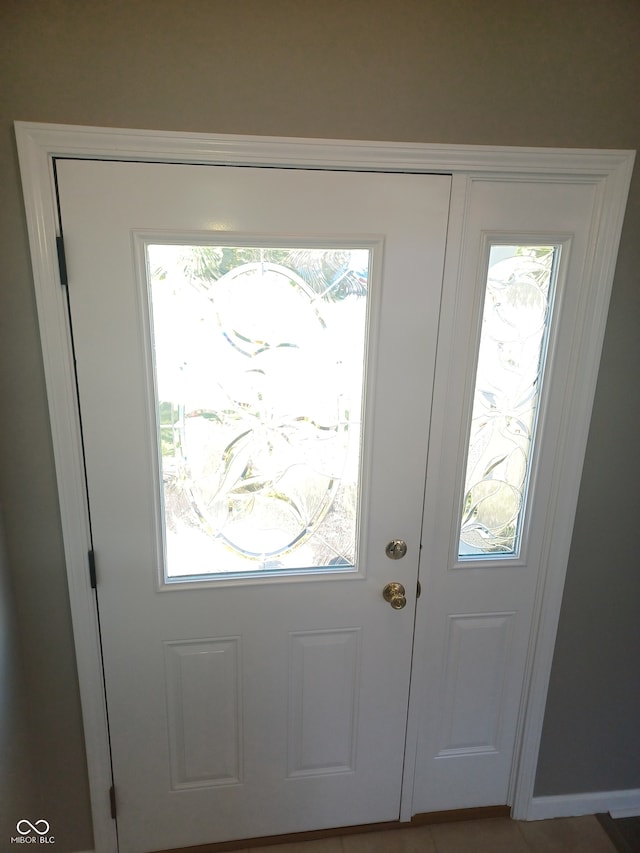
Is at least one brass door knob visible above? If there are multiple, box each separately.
[383,582,407,610]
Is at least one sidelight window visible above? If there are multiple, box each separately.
[459,244,559,558]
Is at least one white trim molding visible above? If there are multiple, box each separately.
[529,789,640,820]
[14,122,634,851]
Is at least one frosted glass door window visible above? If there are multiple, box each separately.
[459,245,558,558]
[147,245,370,578]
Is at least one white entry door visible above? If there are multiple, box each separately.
[56,160,451,853]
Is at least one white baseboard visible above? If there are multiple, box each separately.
[609,803,640,819]
[528,789,640,820]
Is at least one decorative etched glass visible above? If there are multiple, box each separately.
[459,245,558,557]
[147,245,370,577]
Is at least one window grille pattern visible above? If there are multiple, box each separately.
[459,245,558,557]
[148,245,370,577]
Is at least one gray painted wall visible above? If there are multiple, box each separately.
[0,510,36,840]
[1,2,638,849]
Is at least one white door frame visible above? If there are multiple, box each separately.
[15,121,634,853]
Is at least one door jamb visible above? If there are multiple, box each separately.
[15,121,634,853]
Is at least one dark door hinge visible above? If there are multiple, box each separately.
[417,579,422,599]
[109,785,117,820]
[56,234,68,286]
[88,549,97,589]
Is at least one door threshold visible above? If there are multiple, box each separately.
[156,806,511,853]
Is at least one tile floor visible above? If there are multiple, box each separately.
[240,816,617,853]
